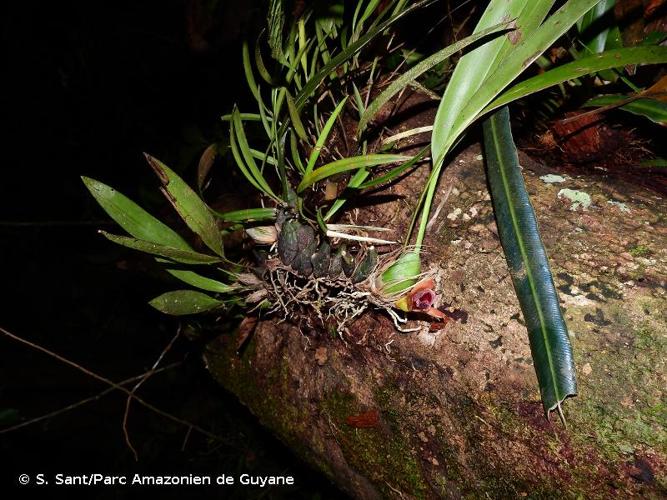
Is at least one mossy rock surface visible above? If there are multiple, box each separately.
[205,142,667,498]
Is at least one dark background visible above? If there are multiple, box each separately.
[0,1,342,497]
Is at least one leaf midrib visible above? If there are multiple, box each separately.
[490,116,561,405]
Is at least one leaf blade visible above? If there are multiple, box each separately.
[82,176,191,250]
[482,107,577,415]
[297,154,410,192]
[583,94,667,126]
[165,269,237,293]
[486,46,667,113]
[149,290,223,316]
[358,20,512,135]
[99,231,222,265]
[144,154,224,257]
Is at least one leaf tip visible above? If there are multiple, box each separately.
[144,153,169,184]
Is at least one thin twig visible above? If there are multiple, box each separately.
[122,326,182,461]
[0,325,223,443]
[0,363,180,435]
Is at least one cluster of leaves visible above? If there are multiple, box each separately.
[84,0,667,416]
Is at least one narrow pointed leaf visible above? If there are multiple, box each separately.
[295,0,433,109]
[358,20,511,134]
[215,208,277,222]
[431,0,556,159]
[149,290,223,316]
[165,269,236,293]
[304,97,348,178]
[357,145,429,189]
[286,91,308,141]
[82,176,191,250]
[483,107,577,415]
[583,94,667,126]
[435,0,601,165]
[99,232,222,265]
[323,167,370,221]
[577,0,615,54]
[145,154,224,257]
[486,46,667,113]
[297,154,410,192]
[231,109,279,201]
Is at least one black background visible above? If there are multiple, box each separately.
[0,1,342,497]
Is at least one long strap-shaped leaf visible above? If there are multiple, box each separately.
[483,107,577,417]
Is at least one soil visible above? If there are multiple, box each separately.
[204,89,667,498]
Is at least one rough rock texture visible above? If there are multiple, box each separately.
[204,144,666,498]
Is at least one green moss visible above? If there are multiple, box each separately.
[568,307,667,462]
[628,244,652,257]
[322,390,429,498]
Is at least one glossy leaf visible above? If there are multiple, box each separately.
[583,94,667,126]
[230,109,280,201]
[144,154,224,257]
[165,269,236,293]
[357,146,429,189]
[486,47,667,113]
[294,0,433,109]
[446,0,600,156]
[297,154,410,192]
[417,0,604,253]
[483,107,577,416]
[286,91,308,141]
[358,20,511,134]
[149,290,223,316]
[323,167,370,221]
[82,176,190,250]
[379,250,421,295]
[431,0,556,159]
[304,97,348,178]
[99,232,222,265]
[577,0,615,54]
[215,208,277,222]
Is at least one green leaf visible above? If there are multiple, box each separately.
[165,269,236,293]
[297,154,410,192]
[416,0,603,252]
[230,109,280,201]
[294,0,433,109]
[357,145,429,189]
[144,154,224,257]
[289,129,305,174]
[99,231,222,265]
[577,0,615,54]
[483,107,577,416]
[255,35,280,85]
[267,0,286,61]
[640,158,667,168]
[323,166,370,221]
[583,94,667,126]
[149,290,223,316]
[486,47,667,113]
[473,0,600,137]
[358,20,511,134]
[215,208,277,222]
[379,251,421,295]
[243,40,263,106]
[82,176,191,250]
[286,91,308,141]
[432,0,556,159]
[304,97,348,178]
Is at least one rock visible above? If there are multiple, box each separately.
[205,144,667,499]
